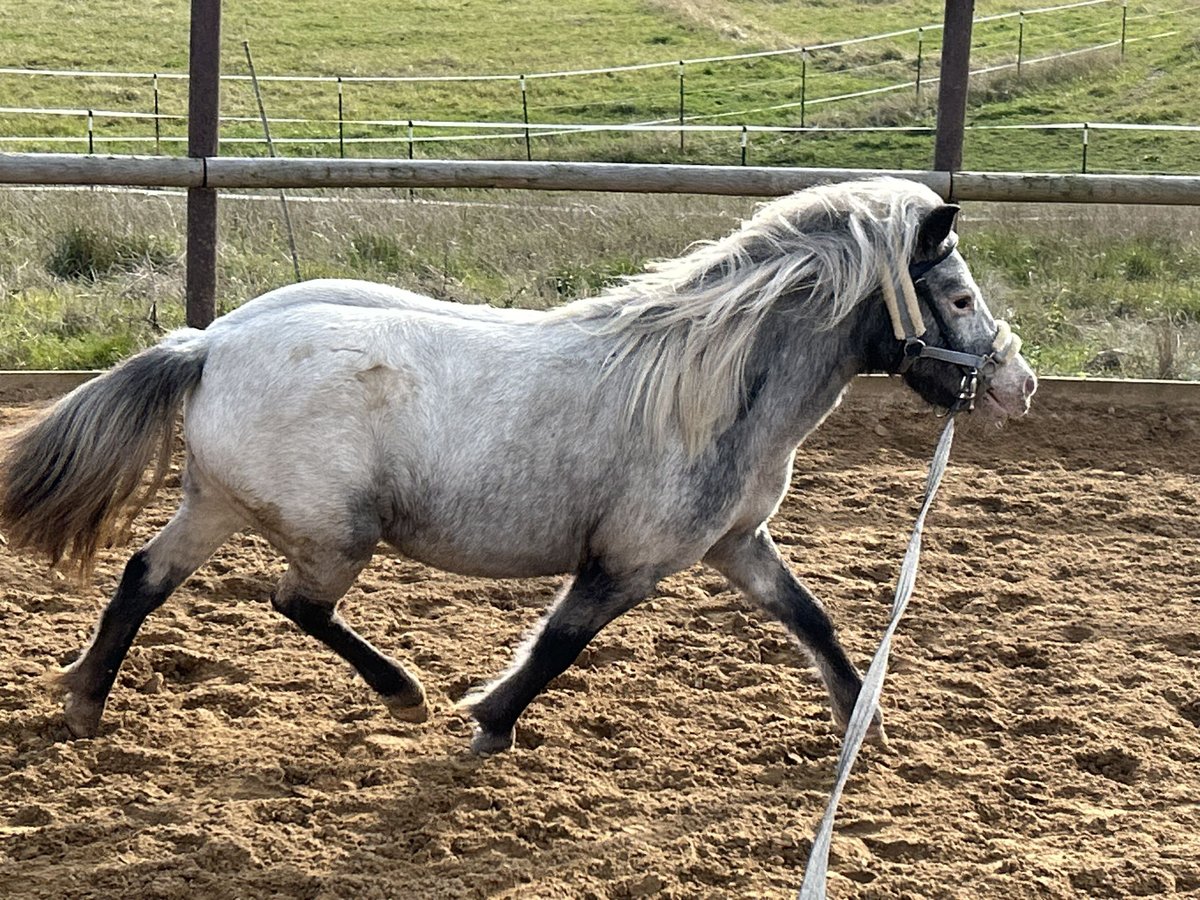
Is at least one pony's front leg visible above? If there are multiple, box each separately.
[704,526,883,741]
[465,560,653,755]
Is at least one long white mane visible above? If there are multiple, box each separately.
[553,177,944,455]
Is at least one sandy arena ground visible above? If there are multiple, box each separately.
[1,385,1198,899]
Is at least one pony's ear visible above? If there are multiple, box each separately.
[916,204,960,257]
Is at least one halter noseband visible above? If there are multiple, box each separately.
[881,237,1022,412]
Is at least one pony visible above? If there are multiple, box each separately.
[0,177,1036,754]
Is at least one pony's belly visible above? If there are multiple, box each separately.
[384,522,582,580]
[386,535,578,578]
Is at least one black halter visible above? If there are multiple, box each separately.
[887,238,1021,412]
[908,235,960,281]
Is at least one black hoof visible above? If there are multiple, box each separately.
[470,726,514,755]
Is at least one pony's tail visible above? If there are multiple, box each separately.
[0,330,209,575]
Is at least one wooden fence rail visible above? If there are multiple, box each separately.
[2,153,1200,204]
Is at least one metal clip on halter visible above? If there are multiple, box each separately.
[957,368,980,411]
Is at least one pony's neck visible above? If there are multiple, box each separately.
[731,289,896,458]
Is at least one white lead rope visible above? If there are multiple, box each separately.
[798,415,956,900]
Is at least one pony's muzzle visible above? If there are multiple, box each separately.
[984,353,1037,419]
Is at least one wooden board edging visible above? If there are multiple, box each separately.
[849,374,1200,408]
[2,370,1198,408]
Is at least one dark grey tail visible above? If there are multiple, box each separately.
[0,331,208,573]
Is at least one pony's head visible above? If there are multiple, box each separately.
[563,177,1035,455]
[867,199,1037,421]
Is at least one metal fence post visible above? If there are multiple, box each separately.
[408,119,415,202]
[153,74,161,155]
[678,61,685,153]
[1017,12,1025,78]
[1120,1,1128,59]
[915,29,924,100]
[740,125,748,165]
[86,110,94,154]
[243,39,301,283]
[933,0,974,172]
[800,49,808,128]
[520,75,532,161]
[1082,122,1089,173]
[337,76,345,158]
[186,0,222,329]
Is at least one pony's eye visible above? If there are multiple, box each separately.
[952,296,973,311]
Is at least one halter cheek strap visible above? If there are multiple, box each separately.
[880,261,925,342]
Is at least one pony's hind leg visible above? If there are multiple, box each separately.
[704,526,883,741]
[270,563,428,722]
[57,491,240,737]
[465,559,654,755]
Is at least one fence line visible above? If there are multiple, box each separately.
[7,115,1198,138]
[0,32,1183,149]
[662,29,1174,124]
[5,113,1195,148]
[973,0,1113,22]
[0,0,1118,87]
[3,153,1200,205]
[2,1,1193,177]
[2,5,1189,152]
[1,119,1194,177]
[13,182,1159,220]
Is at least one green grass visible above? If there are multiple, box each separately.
[45,225,176,281]
[2,1,1199,375]
[2,1,1198,172]
[0,286,177,369]
[1,188,1198,379]
[959,204,1200,378]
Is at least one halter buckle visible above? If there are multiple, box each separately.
[898,338,925,374]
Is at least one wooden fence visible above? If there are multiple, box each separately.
[3,153,1200,204]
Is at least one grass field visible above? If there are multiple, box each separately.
[1,1,1199,375]
[0,187,1197,380]
[3,1,1199,171]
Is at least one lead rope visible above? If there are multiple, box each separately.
[798,415,956,900]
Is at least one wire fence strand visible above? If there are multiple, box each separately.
[0,0,1149,87]
[2,0,1196,172]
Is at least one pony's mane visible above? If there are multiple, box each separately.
[551,177,944,455]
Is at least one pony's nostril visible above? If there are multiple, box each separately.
[1023,375,1037,399]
